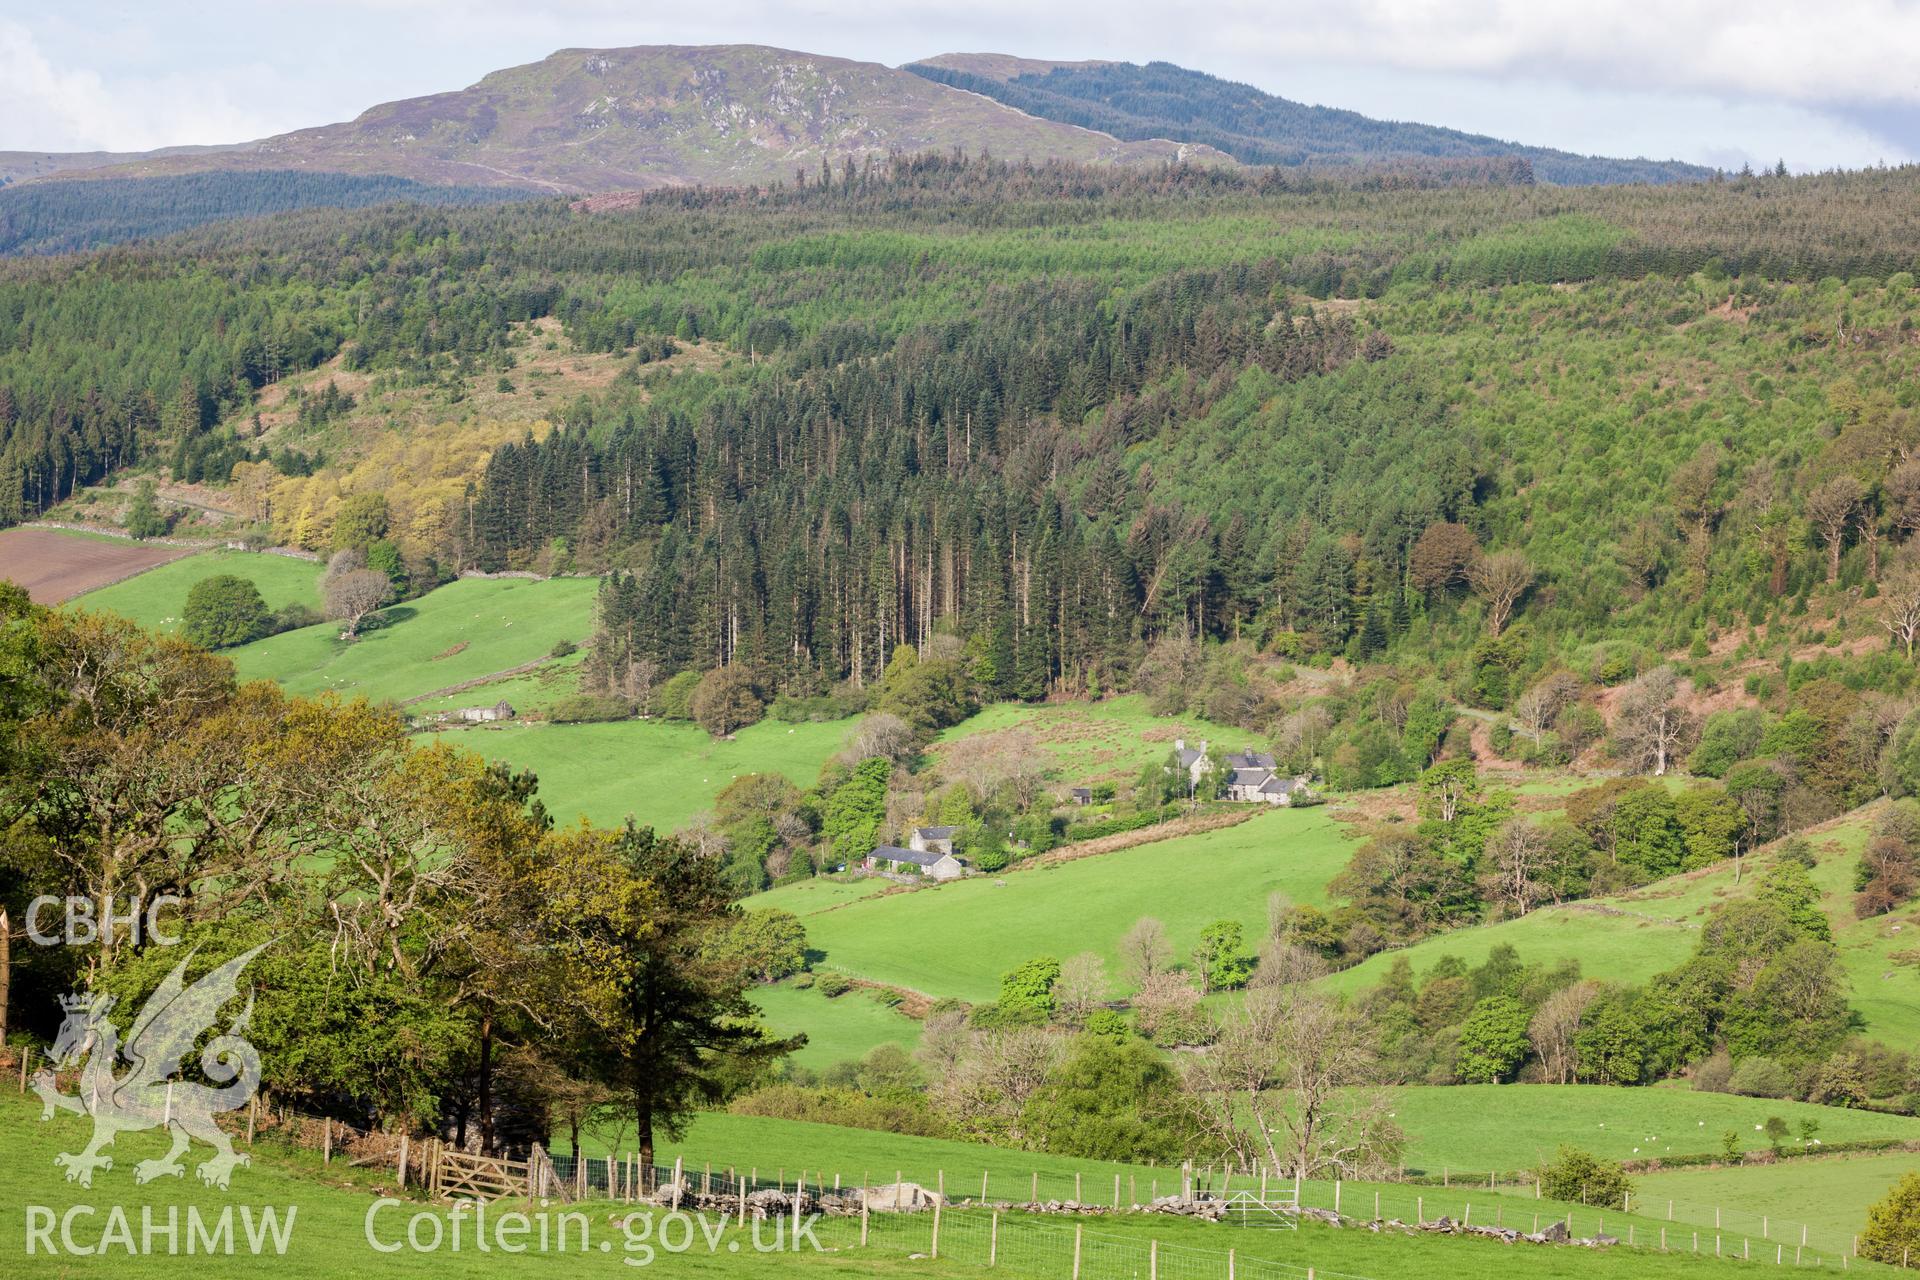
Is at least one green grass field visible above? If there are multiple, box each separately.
[228,576,599,705]
[1381,1084,1920,1172]
[453,715,855,834]
[1320,809,1920,1042]
[406,649,589,715]
[751,876,891,917]
[789,807,1360,1004]
[73,548,323,630]
[752,982,923,1069]
[933,696,1259,785]
[0,1090,936,1278]
[1803,816,1920,1047]
[4,1069,1897,1278]
[1635,1153,1919,1259]
[639,1109,1899,1272]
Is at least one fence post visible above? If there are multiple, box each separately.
[673,1157,684,1211]
[1763,1216,1769,1239]
[247,1094,257,1146]
[931,1195,942,1260]
[1376,1191,1381,1221]
[983,1170,989,1204]
[1075,1171,1082,1203]
[1334,1180,1341,1216]
[396,1134,409,1189]
[1072,1224,1082,1280]
[1183,1161,1192,1204]
[1661,1227,1666,1251]
[1130,1175,1136,1206]
[990,1210,998,1266]
[860,1186,870,1247]
[1228,1245,1235,1280]
[1417,1195,1423,1224]
[1032,1171,1038,1204]
[1114,1174,1120,1209]
[1149,1237,1157,1280]
[938,1169,945,1203]
[17,1045,29,1094]
[322,1118,331,1164]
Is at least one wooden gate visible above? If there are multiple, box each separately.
[432,1148,533,1201]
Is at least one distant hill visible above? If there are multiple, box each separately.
[34,45,1226,197]
[908,54,1713,185]
[0,171,532,256]
[0,144,241,188]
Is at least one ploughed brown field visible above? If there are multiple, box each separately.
[0,527,187,603]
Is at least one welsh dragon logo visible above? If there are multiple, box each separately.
[33,944,267,1190]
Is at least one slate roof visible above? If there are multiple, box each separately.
[870,845,946,867]
[914,825,958,841]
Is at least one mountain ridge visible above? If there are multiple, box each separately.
[17,45,1226,195]
[907,53,1714,185]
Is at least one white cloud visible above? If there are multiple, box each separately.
[316,0,1920,108]
[0,18,277,151]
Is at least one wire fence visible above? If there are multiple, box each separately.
[5,1045,1889,1272]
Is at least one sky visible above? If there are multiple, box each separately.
[3,1,1918,173]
